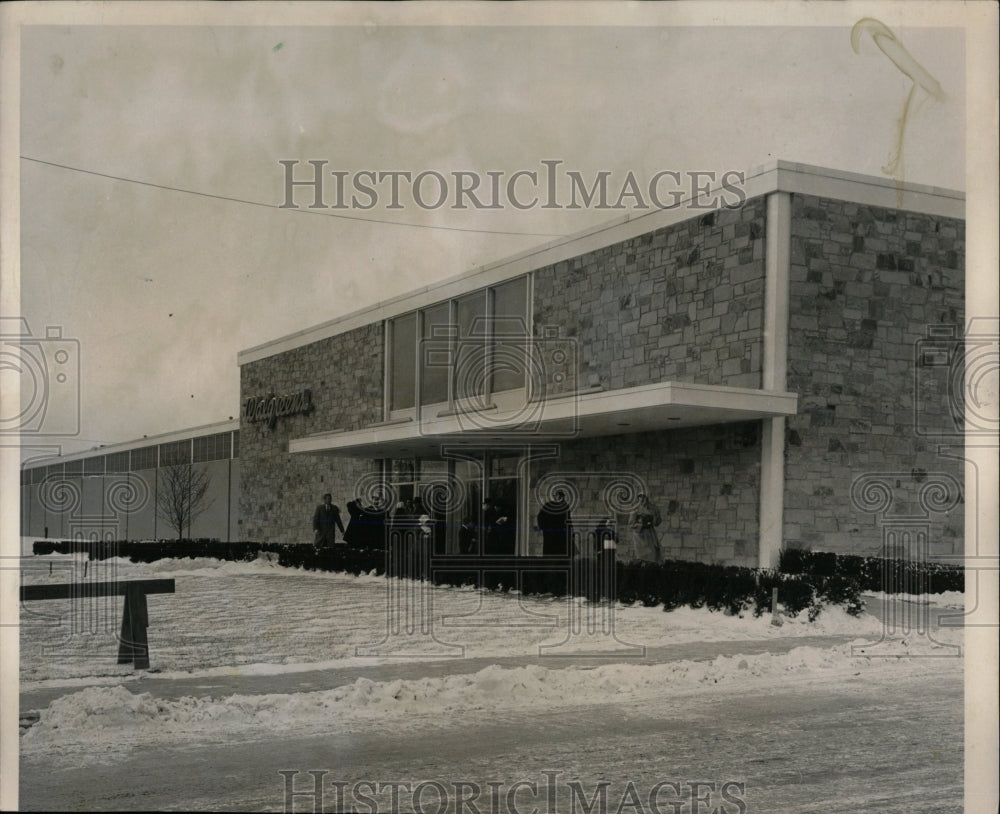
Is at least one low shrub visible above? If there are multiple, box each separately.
[780,548,963,594]
[31,539,865,618]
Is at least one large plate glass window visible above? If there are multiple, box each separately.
[420,302,451,407]
[454,291,488,403]
[490,277,529,394]
[389,313,417,412]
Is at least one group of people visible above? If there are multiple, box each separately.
[311,493,391,551]
[313,493,516,555]
[311,490,665,562]
[462,497,516,555]
[536,490,663,560]
[313,493,455,552]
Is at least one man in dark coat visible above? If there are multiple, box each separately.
[482,498,502,555]
[343,499,366,548]
[536,490,573,556]
[492,500,517,555]
[312,493,345,549]
[363,500,388,551]
[594,517,618,602]
[458,516,477,554]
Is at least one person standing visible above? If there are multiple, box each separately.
[343,499,365,548]
[363,498,387,551]
[459,516,477,554]
[482,497,502,555]
[628,492,662,563]
[493,500,516,555]
[536,489,574,556]
[594,517,618,601]
[312,493,345,550]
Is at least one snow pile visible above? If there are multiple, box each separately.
[863,589,965,608]
[21,640,960,764]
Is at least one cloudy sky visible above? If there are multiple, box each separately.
[5,3,989,462]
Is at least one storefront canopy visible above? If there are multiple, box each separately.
[289,381,798,459]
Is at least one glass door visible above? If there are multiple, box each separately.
[485,454,519,555]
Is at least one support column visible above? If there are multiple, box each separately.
[759,191,791,569]
[759,417,785,569]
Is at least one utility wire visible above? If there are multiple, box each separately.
[21,155,566,238]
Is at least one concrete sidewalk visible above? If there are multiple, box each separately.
[21,632,861,711]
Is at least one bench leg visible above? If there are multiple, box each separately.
[117,595,133,665]
[117,586,150,669]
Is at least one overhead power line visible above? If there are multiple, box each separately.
[20,155,565,238]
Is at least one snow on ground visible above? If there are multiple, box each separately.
[20,638,957,767]
[19,552,895,683]
[862,589,965,608]
[18,550,963,770]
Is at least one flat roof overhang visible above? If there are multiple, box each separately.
[288,381,798,459]
[239,161,963,368]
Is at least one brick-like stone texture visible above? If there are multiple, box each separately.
[785,194,964,560]
[239,323,384,543]
[532,198,766,395]
[527,422,761,568]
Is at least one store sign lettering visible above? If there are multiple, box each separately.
[244,389,313,428]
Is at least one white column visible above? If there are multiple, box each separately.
[758,417,785,569]
[759,191,791,569]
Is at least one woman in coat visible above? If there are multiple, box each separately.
[628,493,662,563]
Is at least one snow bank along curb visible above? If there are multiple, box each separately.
[20,639,961,759]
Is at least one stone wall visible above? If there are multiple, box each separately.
[532,197,767,395]
[239,323,384,543]
[784,194,965,559]
[237,189,966,564]
[528,422,761,567]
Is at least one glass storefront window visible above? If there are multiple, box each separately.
[455,291,487,402]
[380,453,533,555]
[491,277,528,393]
[387,276,529,415]
[390,313,416,411]
[421,303,451,406]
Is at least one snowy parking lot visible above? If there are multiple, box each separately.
[19,551,966,812]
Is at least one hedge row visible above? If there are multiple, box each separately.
[779,548,964,594]
[617,559,863,619]
[32,539,863,619]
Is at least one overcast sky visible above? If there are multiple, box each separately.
[7,4,981,462]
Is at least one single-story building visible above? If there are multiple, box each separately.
[234,160,965,568]
[21,420,240,542]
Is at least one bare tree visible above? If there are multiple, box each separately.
[156,463,214,541]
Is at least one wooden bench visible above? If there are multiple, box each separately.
[20,579,176,669]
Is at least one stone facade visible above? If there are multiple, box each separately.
[239,323,384,543]
[784,194,965,559]
[532,197,766,394]
[528,422,760,568]
[235,182,965,565]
